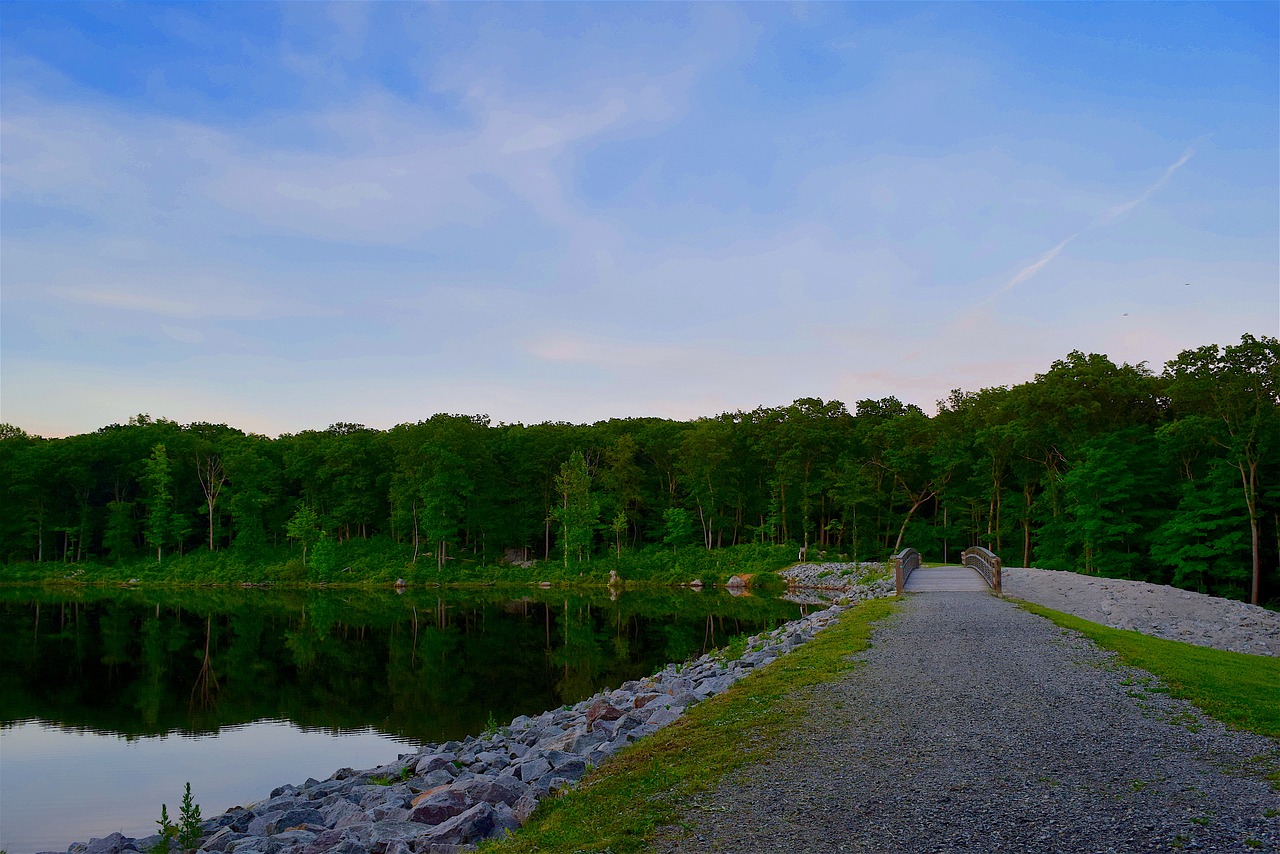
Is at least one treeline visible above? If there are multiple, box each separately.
[1,335,1276,603]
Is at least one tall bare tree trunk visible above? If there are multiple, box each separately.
[1023,485,1034,568]
[411,499,420,564]
[1238,459,1261,605]
[197,454,226,552]
[894,493,933,553]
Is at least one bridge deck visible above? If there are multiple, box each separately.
[904,565,990,592]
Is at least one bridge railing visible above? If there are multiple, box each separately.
[892,547,921,595]
[962,546,1003,595]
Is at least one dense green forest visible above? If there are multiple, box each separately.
[1,335,1276,604]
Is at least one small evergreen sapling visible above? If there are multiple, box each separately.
[177,782,203,851]
[150,804,176,854]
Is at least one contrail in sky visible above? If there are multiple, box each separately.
[991,147,1195,299]
[1098,147,1195,223]
[998,235,1076,295]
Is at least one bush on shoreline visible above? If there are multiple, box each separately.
[0,539,809,589]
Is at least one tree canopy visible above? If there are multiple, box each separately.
[2,335,1276,604]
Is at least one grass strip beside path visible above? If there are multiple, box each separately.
[482,597,899,854]
[1017,600,1280,739]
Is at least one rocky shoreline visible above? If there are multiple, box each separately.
[55,576,895,854]
[778,558,890,599]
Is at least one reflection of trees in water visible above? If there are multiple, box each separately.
[611,625,631,663]
[661,622,700,663]
[190,616,220,711]
[0,588,803,742]
[552,598,608,704]
[138,617,166,728]
[386,619,471,735]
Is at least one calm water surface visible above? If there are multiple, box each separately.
[0,585,806,853]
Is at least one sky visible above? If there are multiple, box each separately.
[2,2,1277,438]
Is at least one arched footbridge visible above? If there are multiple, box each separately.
[893,546,1003,595]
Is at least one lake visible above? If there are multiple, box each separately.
[0,584,810,853]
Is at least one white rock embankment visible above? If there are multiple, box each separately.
[778,562,891,603]
[1003,566,1280,656]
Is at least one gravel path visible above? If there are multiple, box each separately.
[1004,567,1280,657]
[656,592,1280,853]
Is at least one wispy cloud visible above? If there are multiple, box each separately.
[989,147,1196,300]
[1098,147,1196,223]
[44,278,270,319]
[524,334,698,369]
[992,235,1077,298]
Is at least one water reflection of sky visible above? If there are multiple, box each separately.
[0,719,415,854]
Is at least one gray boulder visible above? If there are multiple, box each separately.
[492,802,522,836]
[694,675,733,699]
[417,768,456,789]
[408,788,470,825]
[422,802,498,845]
[358,783,411,809]
[199,827,247,853]
[366,821,436,853]
[473,750,507,768]
[514,756,551,782]
[367,804,409,822]
[646,706,684,729]
[246,809,325,837]
[551,758,588,781]
[415,753,458,775]
[512,790,540,824]
[263,830,315,850]
[319,798,365,826]
[297,829,354,854]
[455,775,523,807]
[83,833,136,854]
[572,731,607,752]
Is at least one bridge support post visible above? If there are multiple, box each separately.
[892,547,921,595]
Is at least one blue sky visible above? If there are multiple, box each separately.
[2,2,1276,437]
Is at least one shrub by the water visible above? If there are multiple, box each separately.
[0,539,803,589]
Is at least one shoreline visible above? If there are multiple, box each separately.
[40,575,894,854]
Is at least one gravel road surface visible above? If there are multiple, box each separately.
[656,592,1280,853]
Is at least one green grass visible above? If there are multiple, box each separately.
[1016,600,1280,739]
[368,766,412,786]
[480,597,899,853]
